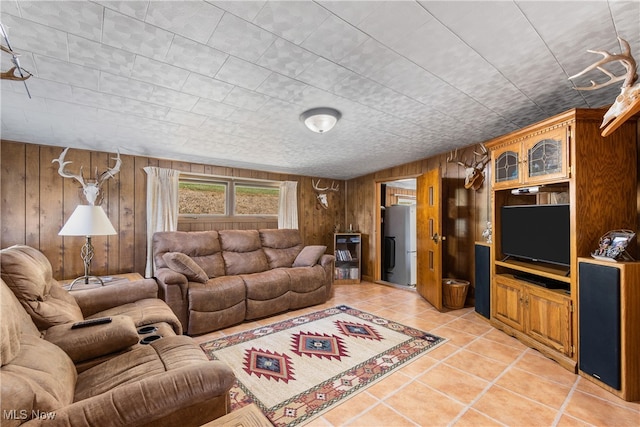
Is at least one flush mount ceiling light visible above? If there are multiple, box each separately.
[300,107,341,133]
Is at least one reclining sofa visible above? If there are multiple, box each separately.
[153,228,334,335]
[0,245,235,426]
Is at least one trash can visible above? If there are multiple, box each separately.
[442,279,470,309]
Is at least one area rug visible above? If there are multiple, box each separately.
[200,305,446,426]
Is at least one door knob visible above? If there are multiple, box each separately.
[431,233,446,243]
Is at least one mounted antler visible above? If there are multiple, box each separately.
[569,37,640,137]
[312,179,339,210]
[53,147,121,205]
[447,144,489,191]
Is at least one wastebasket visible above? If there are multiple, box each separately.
[442,279,470,309]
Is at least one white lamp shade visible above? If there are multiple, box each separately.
[300,108,341,133]
[59,205,117,236]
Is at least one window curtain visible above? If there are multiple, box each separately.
[143,166,180,277]
[278,181,298,229]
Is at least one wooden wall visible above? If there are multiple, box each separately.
[1,140,344,280]
[345,151,491,284]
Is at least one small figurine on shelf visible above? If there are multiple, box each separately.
[482,221,492,243]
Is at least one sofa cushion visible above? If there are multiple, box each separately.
[153,231,225,278]
[74,336,210,401]
[1,245,84,329]
[293,245,327,267]
[43,315,140,363]
[2,334,77,416]
[163,252,208,283]
[260,229,304,268]
[219,230,269,275]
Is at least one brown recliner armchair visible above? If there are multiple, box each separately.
[0,245,184,370]
[0,245,236,426]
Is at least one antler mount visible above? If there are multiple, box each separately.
[569,37,640,137]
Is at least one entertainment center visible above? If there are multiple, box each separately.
[484,107,637,396]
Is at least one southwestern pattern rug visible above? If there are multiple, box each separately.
[200,305,446,426]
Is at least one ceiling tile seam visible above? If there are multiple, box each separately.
[513,1,591,109]
[413,0,544,127]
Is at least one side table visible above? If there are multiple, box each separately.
[60,272,144,290]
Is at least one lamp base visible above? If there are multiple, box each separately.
[67,275,104,290]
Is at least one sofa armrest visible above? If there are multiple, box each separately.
[319,254,335,268]
[55,360,234,426]
[43,315,139,363]
[155,266,189,287]
[72,279,159,318]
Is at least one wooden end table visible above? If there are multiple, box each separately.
[60,272,144,291]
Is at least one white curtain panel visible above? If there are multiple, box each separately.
[278,181,298,229]
[143,166,180,277]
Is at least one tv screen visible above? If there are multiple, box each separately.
[501,204,571,267]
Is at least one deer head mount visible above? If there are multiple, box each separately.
[312,179,339,210]
[52,147,121,205]
[447,144,489,191]
[1,23,32,97]
[569,37,640,137]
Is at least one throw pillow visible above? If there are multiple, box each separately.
[293,245,327,267]
[163,252,208,283]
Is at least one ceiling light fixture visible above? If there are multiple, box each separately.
[300,107,341,133]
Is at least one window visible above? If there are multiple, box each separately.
[234,183,279,216]
[179,180,227,215]
[178,175,280,218]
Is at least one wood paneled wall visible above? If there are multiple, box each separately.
[1,140,343,280]
[345,153,491,284]
[384,186,416,206]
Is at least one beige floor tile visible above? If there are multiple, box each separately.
[444,349,509,382]
[445,316,494,336]
[513,350,578,387]
[481,328,529,350]
[416,363,489,404]
[575,377,640,412]
[431,325,478,347]
[464,337,525,365]
[384,381,466,426]
[321,390,378,426]
[366,369,411,396]
[398,354,440,378]
[452,408,504,426]
[564,389,640,426]
[346,403,418,426]
[495,367,572,409]
[473,385,558,426]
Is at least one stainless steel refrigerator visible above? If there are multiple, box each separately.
[383,204,416,286]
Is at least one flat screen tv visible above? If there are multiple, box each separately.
[500,204,571,267]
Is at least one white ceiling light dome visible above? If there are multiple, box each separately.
[300,107,341,133]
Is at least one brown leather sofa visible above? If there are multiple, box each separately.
[0,245,235,426]
[153,229,334,335]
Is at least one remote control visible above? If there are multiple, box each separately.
[71,317,112,329]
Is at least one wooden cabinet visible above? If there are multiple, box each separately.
[493,125,569,189]
[485,108,637,373]
[493,275,572,358]
[334,233,361,284]
[525,285,572,357]
[578,258,640,401]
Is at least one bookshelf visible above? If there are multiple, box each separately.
[333,233,361,284]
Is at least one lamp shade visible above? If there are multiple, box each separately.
[300,107,341,133]
[59,205,117,236]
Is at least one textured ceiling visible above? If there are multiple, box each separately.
[1,1,638,179]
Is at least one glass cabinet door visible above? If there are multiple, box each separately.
[523,126,569,183]
[492,142,521,188]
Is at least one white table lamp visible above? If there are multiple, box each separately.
[59,205,117,288]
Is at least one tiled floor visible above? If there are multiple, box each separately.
[193,282,640,426]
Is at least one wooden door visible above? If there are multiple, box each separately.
[525,286,573,356]
[493,275,524,331]
[416,169,443,310]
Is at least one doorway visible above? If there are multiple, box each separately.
[379,178,417,288]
